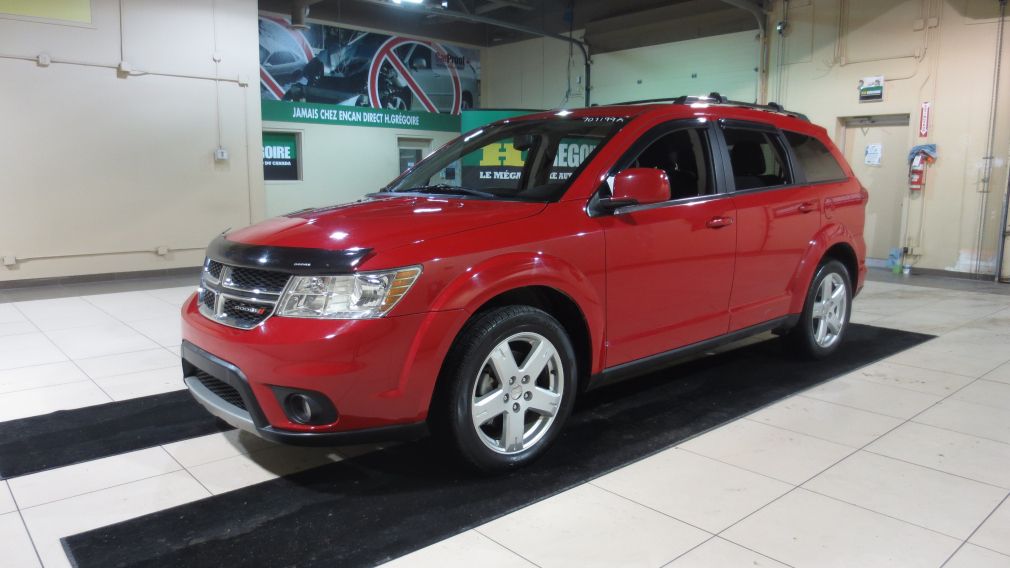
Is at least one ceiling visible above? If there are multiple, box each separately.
[257,0,765,53]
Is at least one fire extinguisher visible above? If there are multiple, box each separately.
[908,144,937,192]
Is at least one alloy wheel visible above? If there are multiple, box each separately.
[470,332,564,455]
[812,272,847,348]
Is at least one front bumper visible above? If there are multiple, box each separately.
[180,293,467,442]
[182,341,427,446]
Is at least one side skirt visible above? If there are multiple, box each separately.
[587,315,801,391]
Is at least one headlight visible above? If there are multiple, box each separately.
[276,266,422,319]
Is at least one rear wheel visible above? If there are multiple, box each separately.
[785,259,851,359]
[432,306,577,473]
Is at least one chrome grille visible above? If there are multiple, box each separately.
[198,258,290,329]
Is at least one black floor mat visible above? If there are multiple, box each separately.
[0,390,230,479]
[62,325,932,568]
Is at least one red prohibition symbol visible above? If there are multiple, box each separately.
[367,36,462,115]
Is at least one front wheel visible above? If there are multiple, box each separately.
[785,259,852,359]
[432,306,577,473]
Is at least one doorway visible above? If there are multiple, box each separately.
[398,137,431,174]
[840,115,912,263]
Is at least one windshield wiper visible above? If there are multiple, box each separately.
[393,184,497,199]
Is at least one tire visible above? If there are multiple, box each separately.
[431,305,577,473]
[785,259,852,359]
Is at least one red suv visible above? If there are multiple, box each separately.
[182,95,866,472]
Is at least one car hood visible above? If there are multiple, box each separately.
[224,195,547,254]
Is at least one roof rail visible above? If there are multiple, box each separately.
[606,92,810,122]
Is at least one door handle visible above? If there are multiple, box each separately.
[706,216,734,229]
[798,201,818,213]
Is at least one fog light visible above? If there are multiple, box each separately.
[285,394,316,424]
[273,387,338,425]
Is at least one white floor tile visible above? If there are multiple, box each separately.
[971,499,1010,556]
[381,530,536,568]
[0,481,15,514]
[843,361,975,397]
[593,448,791,533]
[14,298,117,331]
[748,395,901,447]
[953,380,1010,411]
[144,286,197,307]
[872,308,978,335]
[92,367,185,400]
[74,348,178,379]
[944,544,1010,568]
[82,292,181,322]
[0,380,111,422]
[0,320,37,337]
[166,345,182,357]
[915,399,1010,445]
[0,362,90,395]
[667,537,788,568]
[45,322,159,360]
[0,303,27,324]
[722,489,960,568]
[679,419,852,485]
[0,512,41,568]
[162,430,275,468]
[8,448,181,509]
[804,451,1006,539]
[20,470,209,568]
[0,333,67,371]
[801,376,942,419]
[867,422,1010,489]
[889,331,1010,378]
[186,445,342,494]
[985,361,1010,385]
[850,309,889,325]
[127,315,182,347]
[479,484,709,568]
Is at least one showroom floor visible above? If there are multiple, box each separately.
[1,272,1009,567]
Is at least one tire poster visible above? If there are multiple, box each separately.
[259,14,481,116]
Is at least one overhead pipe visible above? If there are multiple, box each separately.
[351,0,592,105]
[718,0,767,34]
[995,0,1009,282]
[718,0,769,103]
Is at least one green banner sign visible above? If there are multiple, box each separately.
[263,132,299,181]
[262,100,461,132]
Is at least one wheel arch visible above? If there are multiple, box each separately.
[788,223,864,314]
[466,285,594,393]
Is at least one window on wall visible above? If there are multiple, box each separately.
[723,127,791,190]
[262,132,300,181]
[784,131,848,183]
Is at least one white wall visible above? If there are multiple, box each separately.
[261,121,458,217]
[481,33,588,109]
[767,0,1010,274]
[591,30,761,104]
[0,0,264,282]
[480,30,761,109]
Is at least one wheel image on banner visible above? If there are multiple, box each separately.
[367,37,462,115]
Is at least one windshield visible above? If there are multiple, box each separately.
[383,118,624,202]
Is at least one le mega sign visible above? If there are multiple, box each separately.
[263,132,299,181]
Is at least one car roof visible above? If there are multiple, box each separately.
[501,100,827,139]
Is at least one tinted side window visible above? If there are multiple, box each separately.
[629,128,712,200]
[785,131,847,183]
[723,128,790,190]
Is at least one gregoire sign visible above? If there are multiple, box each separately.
[263,132,299,181]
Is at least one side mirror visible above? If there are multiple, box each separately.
[410,58,428,70]
[596,168,671,213]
